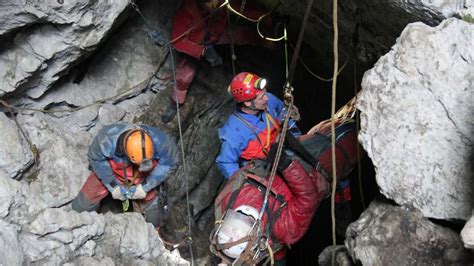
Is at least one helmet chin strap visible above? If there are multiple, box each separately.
[242,99,264,114]
[249,101,259,111]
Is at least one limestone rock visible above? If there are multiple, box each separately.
[357,18,473,220]
[0,220,23,265]
[0,171,24,219]
[345,200,470,265]
[0,112,33,179]
[461,211,474,249]
[0,0,130,98]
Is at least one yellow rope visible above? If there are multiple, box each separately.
[330,1,339,266]
[267,243,275,266]
[225,1,260,22]
[292,42,351,82]
[257,19,287,42]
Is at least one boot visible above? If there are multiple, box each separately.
[161,101,179,124]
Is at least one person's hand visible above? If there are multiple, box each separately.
[111,185,128,201]
[203,44,222,67]
[265,143,292,172]
[129,184,147,200]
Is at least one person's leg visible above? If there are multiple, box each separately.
[335,184,353,242]
[71,172,109,212]
[274,257,286,266]
[273,248,287,266]
[134,189,168,227]
[162,56,197,123]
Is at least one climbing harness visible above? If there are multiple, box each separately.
[233,110,281,155]
[121,163,139,212]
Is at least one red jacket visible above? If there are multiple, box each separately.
[171,0,270,60]
[216,160,328,259]
[171,0,228,59]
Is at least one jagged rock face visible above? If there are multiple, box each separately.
[345,200,469,265]
[461,213,474,249]
[0,0,130,98]
[0,0,192,264]
[0,171,188,265]
[0,112,33,179]
[357,18,473,220]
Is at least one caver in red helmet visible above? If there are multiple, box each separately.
[228,72,267,102]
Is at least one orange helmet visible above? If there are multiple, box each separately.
[123,129,153,164]
[228,72,267,103]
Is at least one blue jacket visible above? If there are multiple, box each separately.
[88,123,178,192]
[216,93,300,179]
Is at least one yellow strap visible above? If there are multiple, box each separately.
[264,113,271,151]
[265,112,281,132]
[262,112,282,152]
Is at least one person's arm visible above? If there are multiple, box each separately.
[141,127,179,192]
[87,126,119,188]
[273,160,321,245]
[215,127,246,179]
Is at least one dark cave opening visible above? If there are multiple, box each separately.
[215,42,380,264]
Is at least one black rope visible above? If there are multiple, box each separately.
[288,0,314,84]
[129,0,166,46]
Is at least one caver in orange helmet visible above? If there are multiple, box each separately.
[228,72,267,103]
[124,129,154,165]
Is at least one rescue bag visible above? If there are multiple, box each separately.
[210,163,286,265]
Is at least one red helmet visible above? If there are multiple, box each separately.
[228,72,267,102]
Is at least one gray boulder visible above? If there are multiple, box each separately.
[357,18,473,220]
[345,199,471,265]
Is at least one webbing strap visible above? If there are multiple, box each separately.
[233,112,265,151]
[265,112,281,132]
[233,110,280,155]
[215,235,253,250]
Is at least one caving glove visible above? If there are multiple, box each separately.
[111,185,128,201]
[265,143,292,172]
[203,44,222,67]
[129,184,147,200]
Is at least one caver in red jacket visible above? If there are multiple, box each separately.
[170,0,270,103]
[213,160,329,262]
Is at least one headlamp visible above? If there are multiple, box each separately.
[255,78,267,90]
